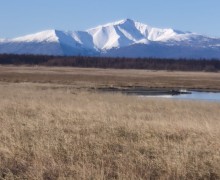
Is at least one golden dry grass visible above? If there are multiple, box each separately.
[0,82,220,179]
[0,66,220,90]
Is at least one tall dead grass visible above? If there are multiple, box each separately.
[0,83,220,179]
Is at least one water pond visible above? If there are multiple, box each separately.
[98,87,220,102]
[143,91,220,102]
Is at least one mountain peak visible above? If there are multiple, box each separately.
[95,19,136,28]
[86,19,189,50]
[116,18,135,24]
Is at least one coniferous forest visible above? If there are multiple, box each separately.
[0,54,220,72]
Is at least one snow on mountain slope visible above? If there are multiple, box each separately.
[87,19,148,50]
[86,19,194,50]
[11,30,59,43]
[71,31,95,50]
[10,29,84,48]
[0,30,98,56]
[1,19,220,58]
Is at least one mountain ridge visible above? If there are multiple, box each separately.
[1,19,220,59]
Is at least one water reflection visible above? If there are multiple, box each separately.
[146,91,220,102]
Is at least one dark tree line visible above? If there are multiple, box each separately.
[0,54,220,72]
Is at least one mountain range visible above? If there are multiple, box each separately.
[1,19,220,59]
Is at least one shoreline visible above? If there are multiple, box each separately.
[96,86,220,95]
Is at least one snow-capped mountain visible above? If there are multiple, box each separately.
[1,19,220,59]
[0,30,98,56]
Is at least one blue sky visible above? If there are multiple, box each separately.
[1,0,219,38]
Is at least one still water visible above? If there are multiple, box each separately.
[145,91,220,102]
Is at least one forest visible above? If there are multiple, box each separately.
[0,54,220,72]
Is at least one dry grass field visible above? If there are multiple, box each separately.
[0,66,220,179]
[0,66,220,90]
